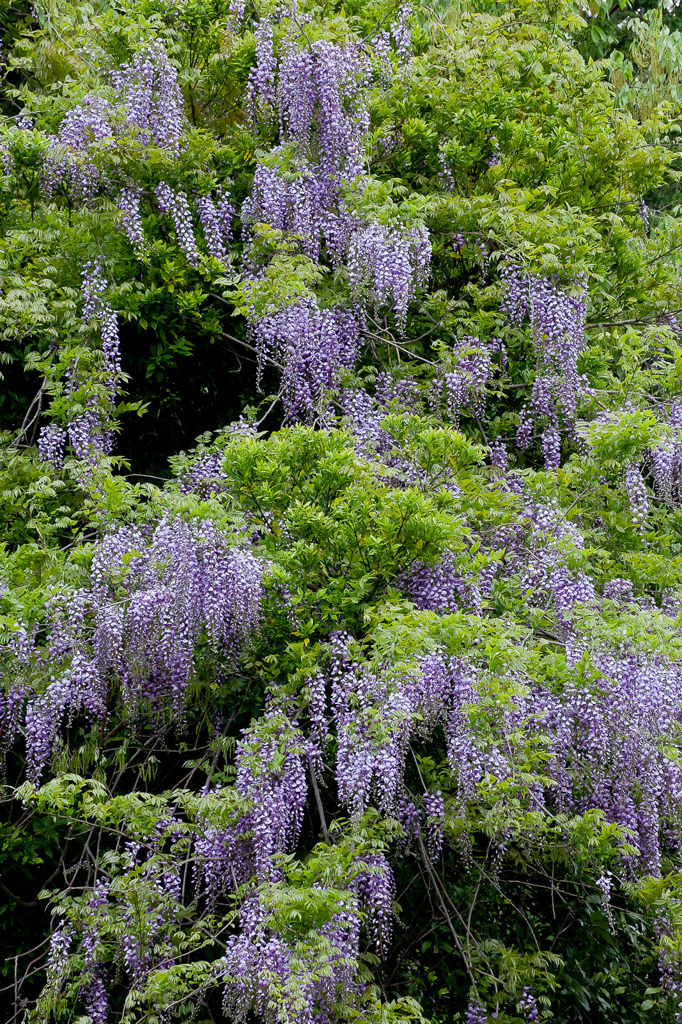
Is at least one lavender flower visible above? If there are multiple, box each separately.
[197,191,234,262]
[117,186,146,254]
[20,518,265,779]
[500,264,589,465]
[518,987,539,1023]
[423,789,445,856]
[113,40,184,150]
[625,460,648,530]
[251,301,361,423]
[246,20,277,130]
[348,220,431,328]
[465,1000,488,1024]
[489,439,508,471]
[351,852,395,954]
[37,423,67,467]
[155,183,201,266]
[429,338,492,426]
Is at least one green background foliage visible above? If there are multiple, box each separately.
[5,0,682,1020]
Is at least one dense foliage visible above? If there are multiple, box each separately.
[6,0,682,1020]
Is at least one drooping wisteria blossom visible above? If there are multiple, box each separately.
[241,32,434,416]
[41,40,184,205]
[348,220,431,327]
[117,185,146,253]
[277,41,372,188]
[399,548,484,615]
[251,302,361,422]
[243,37,372,267]
[242,160,331,262]
[196,191,234,262]
[429,337,492,425]
[37,422,67,467]
[625,459,649,530]
[177,450,229,497]
[501,264,589,467]
[155,183,201,266]
[246,20,277,130]
[221,887,362,1024]
[350,851,395,954]
[15,518,265,780]
[112,39,184,150]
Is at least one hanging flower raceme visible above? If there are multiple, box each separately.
[243,36,371,267]
[38,259,120,468]
[398,548,486,616]
[11,518,265,780]
[41,40,184,208]
[501,263,589,468]
[196,190,235,262]
[241,160,332,263]
[111,39,184,151]
[348,221,431,328]
[221,886,363,1024]
[246,20,277,130]
[251,301,362,423]
[117,185,146,254]
[41,94,111,205]
[649,403,682,506]
[428,337,493,426]
[155,183,201,266]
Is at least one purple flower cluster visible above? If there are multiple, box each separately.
[112,40,184,150]
[177,450,229,497]
[37,423,67,467]
[350,851,395,953]
[155,183,201,266]
[465,1000,488,1024]
[196,190,234,262]
[222,887,362,1024]
[399,548,484,616]
[625,460,649,530]
[348,221,431,328]
[328,638,481,821]
[246,20,277,130]
[243,38,372,268]
[25,651,105,782]
[82,259,120,377]
[194,714,311,909]
[509,497,595,631]
[242,160,332,263]
[374,4,414,80]
[41,94,110,205]
[117,185,146,253]
[423,789,446,856]
[46,923,73,990]
[501,264,589,467]
[330,641,417,818]
[241,33,434,416]
[233,712,308,878]
[649,410,682,506]
[49,258,122,466]
[20,518,264,780]
[252,302,361,423]
[0,680,25,766]
[428,337,492,425]
[518,987,539,1022]
[277,41,371,192]
[42,40,184,207]
[489,439,508,471]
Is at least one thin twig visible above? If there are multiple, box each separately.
[308,760,330,843]
[415,831,477,988]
